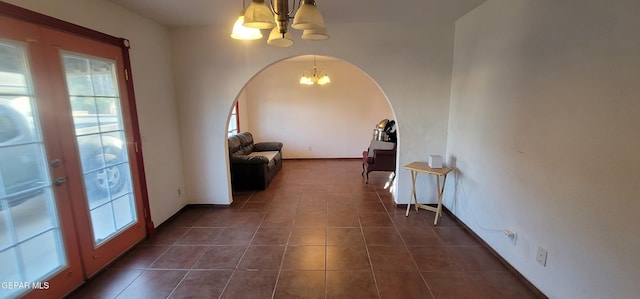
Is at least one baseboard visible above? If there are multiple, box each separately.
[151,204,231,233]
[439,206,547,299]
[186,203,232,208]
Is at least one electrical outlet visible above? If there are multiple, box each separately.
[536,246,548,266]
[504,229,517,245]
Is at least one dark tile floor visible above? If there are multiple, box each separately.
[68,159,540,299]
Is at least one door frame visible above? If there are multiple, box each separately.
[0,2,154,236]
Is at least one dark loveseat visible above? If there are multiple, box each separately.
[228,132,283,190]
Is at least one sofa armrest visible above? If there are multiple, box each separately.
[230,155,268,164]
[254,142,283,152]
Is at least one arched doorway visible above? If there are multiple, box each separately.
[226,55,397,200]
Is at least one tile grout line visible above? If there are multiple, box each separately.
[324,191,328,299]
[377,185,438,299]
[270,189,296,299]
[113,225,189,298]
[218,189,263,299]
[358,193,383,299]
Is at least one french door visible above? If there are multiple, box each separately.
[0,13,146,298]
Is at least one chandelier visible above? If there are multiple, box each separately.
[231,0,329,47]
[300,56,330,86]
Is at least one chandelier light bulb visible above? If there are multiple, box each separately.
[231,12,263,40]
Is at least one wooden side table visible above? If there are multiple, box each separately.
[404,161,454,225]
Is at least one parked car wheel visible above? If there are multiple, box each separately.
[95,163,125,193]
[85,148,127,197]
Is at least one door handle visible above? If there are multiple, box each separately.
[54,177,66,186]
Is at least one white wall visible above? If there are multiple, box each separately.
[236,89,249,134]
[172,20,456,205]
[447,0,640,297]
[4,0,187,226]
[242,58,393,159]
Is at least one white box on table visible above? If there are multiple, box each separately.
[428,155,443,168]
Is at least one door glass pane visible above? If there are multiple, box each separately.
[62,53,137,246]
[0,39,67,299]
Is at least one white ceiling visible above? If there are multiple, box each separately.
[107,0,487,29]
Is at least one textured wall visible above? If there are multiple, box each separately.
[448,0,640,297]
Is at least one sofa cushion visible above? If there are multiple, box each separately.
[249,151,279,162]
[229,132,255,156]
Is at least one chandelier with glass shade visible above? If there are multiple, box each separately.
[231,0,329,47]
[300,56,330,86]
